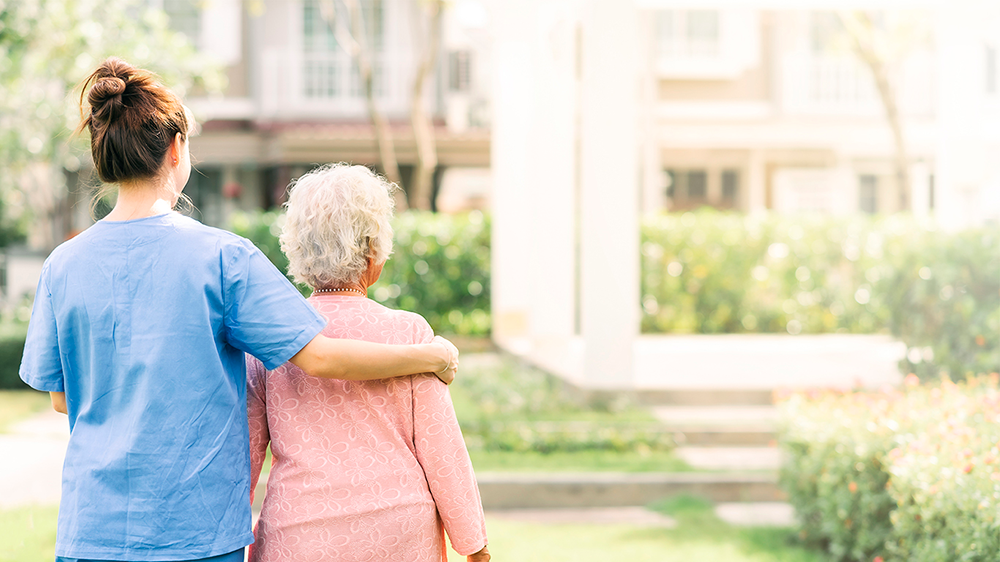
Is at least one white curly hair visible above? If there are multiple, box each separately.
[280,163,396,288]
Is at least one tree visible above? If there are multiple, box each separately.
[407,0,445,211]
[0,0,224,250]
[837,11,931,212]
[319,0,408,211]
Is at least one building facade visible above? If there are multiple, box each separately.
[66,0,494,232]
[489,0,1000,389]
[635,4,999,224]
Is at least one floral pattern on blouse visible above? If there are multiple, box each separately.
[247,295,488,562]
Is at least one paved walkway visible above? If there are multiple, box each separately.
[0,409,69,508]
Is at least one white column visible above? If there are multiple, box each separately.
[934,0,984,230]
[638,13,663,215]
[525,2,579,341]
[489,0,536,343]
[578,0,639,389]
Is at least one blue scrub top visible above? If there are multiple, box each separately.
[19,212,327,561]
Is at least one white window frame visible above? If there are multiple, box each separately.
[652,9,760,79]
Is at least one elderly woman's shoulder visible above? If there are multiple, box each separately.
[364,300,435,342]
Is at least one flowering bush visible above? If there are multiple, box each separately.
[230,209,491,336]
[778,375,1000,562]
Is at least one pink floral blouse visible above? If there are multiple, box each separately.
[246,295,488,562]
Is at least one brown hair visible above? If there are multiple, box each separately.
[76,57,189,184]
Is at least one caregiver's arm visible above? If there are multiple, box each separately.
[49,391,67,414]
[290,334,459,384]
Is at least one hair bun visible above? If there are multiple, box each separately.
[88,76,127,113]
[92,76,126,99]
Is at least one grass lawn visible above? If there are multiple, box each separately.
[0,390,51,433]
[4,499,825,562]
[443,496,824,562]
[0,505,58,562]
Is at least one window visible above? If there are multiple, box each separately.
[449,50,472,93]
[859,174,878,214]
[655,10,720,59]
[686,170,707,199]
[163,0,201,49]
[721,169,739,204]
[302,0,384,99]
[665,169,708,201]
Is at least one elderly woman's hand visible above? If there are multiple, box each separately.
[433,336,459,385]
[468,546,490,562]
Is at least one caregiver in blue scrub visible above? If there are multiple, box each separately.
[18,57,459,562]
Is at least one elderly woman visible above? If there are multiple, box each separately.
[246,164,490,562]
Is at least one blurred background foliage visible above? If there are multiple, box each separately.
[229,208,491,336]
[450,354,674,456]
[641,210,999,380]
[0,0,223,247]
[233,208,997,382]
[4,208,994,390]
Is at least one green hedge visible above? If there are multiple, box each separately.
[232,208,998,379]
[778,375,1000,562]
[0,325,28,390]
[641,211,999,380]
[230,209,491,336]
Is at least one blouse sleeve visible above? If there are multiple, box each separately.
[19,263,64,392]
[410,319,488,555]
[246,354,271,506]
[222,239,327,369]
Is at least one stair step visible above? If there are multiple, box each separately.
[675,446,783,471]
[652,405,779,426]
[476,472,785,509]
[669,429,776,447]
[636,388,775,407]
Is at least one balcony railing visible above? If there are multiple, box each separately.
[781,53,934,117]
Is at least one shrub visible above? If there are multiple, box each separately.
[641,211,999,380]
[370,211,490,337]
[233,207,998,378]
[0,324,28,390]
[778,375,1000,562]
[878,227,1000,381]
[453,354,674,454]
[230,209,491,336]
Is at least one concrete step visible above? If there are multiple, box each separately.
[486,503,797,528]
[652,405,778,446]
[651,405,779,426]
[670,428,776,447]
[675,446,783,471]
[476,471,785,509]
[637,388,775,407]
